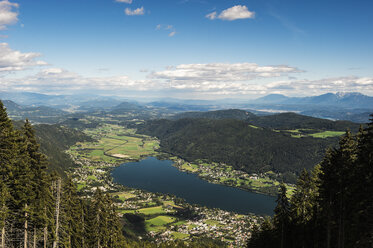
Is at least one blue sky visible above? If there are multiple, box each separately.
[0,0,372,99]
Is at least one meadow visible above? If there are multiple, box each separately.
[69,124,159,162]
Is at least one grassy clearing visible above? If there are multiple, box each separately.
[181,163,199,173]
[280,129,345,139]
[171,232,190,239]
[249,125,260,129]
[309,131,345,138]
[138,206,170,215]
[113,191,136,201]
[173,220,187,226]
[204,219,222,226]
[146,216,176,232]
[147,216,176,226]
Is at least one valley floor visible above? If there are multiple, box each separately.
[65,123,295,247]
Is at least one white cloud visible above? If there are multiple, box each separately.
[0,43,47,73]
[207,5,255,21]
[265,77,373,96]
[0,67,161,94]
[1,65,372,98]
[0,0,19,30]
[148,63,302,95]
[206,11,217,20]
[151,63,300,82]
[156,24,176,37]
[125,6,144,16]
[116,0,132,3]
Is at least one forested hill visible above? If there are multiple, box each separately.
[13,120,93,175]
[171,110,361,131]
[171,109,256,121]
[248,112,361,131]
[137,118,337,179]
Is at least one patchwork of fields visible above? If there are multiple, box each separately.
[69,124,159,162]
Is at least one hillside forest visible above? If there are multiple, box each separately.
[248,116,373,247]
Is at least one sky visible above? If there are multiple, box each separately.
[0,0,372,99]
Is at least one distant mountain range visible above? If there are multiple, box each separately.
[1,91,372,123]
[247,92,373,123]
[2,100,68,124]
[253,92,373,109]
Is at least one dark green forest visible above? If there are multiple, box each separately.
[12,121,93,175]
[171,110,361,131]
[248,117,373,248]
[137,118,340,181]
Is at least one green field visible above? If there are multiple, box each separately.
[279,129,345,139]
[68,124,159,162]
[119,205,175,215]
[112,191,136,201]
[171,232,190,239]
[145,215,177,232]
[309,131,345,138]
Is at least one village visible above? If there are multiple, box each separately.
[64,124,276,247]
[67,150,263,247]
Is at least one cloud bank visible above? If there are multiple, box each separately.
[1,62,372,98]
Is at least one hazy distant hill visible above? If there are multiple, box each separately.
[3,99,68,124]
[78,99,123,111]
[254,92,373,109]
[147,102,214,112]
[0,91,126,109]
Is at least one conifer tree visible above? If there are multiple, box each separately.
[350,115,373,246]
[273,183,291,248]
[0,180,9,248]
[60,177,84,248]
[22,119,53,248]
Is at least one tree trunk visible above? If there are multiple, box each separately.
[97,213,100,248]
[24,204,28,248]
[281,222,284,248]
[43,226,47,248]
[33,227,36,248]
[82,207,85,248]
[1,226,5,248]
[53,179,61,248]
[327,198,331,248]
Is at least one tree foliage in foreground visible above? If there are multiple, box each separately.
[0,101,125,248]
[248,115,373,248]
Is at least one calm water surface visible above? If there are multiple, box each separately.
[112,157,276,215]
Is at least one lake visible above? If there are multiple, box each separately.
[112,157,276,215]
